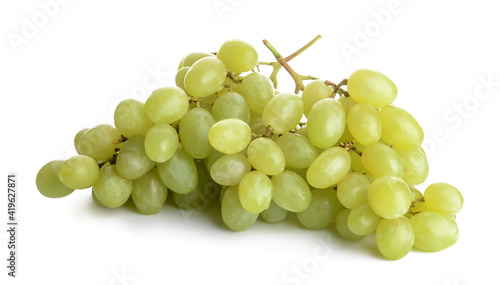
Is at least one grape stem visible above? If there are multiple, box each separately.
[407,197,425,215]
[339,141,363,156]
[325,79,350,98]
[227,70,242,83]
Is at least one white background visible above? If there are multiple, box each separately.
[1,0,499,284]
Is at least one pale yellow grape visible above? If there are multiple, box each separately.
[144,87,189,124]
[379,105,424,150]
[58,155,99,189]
[347,202,382,236]
[376,217,414,260]
[205,149,225,173]
[239,73,275,113]
[144,123,179,163]
[301,80,333,117]
[411,211,459,251]
[347,102,382,146]
[424,183,463,214]
[184,57,227,98]
[114,99,153,137]
[350,142,367,173]
[36,160,74,198]
[247,137,285,175]
[78,124,122,162]
[181,52,214,67]
[115,136,155,180]
[210,153,251,186]
[217,39,258,73]
[297,188,343,230]
[306,147,351,189]
[295,126,309,138]
[394,147,429,185]
[368,176,412,219]
[157,148,198,194]
[271,170,312,212]
[337,172,370,209]
[93,165,132,208]
[238,171,273,214]
[221,185,259,231]
[335,209,364,241]
[307,98,346,148]
[260,201,288,224]
[338,97,358,142]
[74,128,88,154]
[208,118,251,154]
[262,92,304,134]
[347,69,397,108]
[211,92,250,124]
[131,168,167,214]
[409,186,423,201]
[361,143,403,178]
[175,67,189,91]
[275,133,318,169]
[179,108,216,159]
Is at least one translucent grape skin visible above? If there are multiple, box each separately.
[262,92,304,134]
[93,165,133,208]
[301,80,333,117]
[347,69,397,108]
[306,147,351,189]
[131,168,168,214]
[247,137,286,175]
[210,153,251,186]
[175,67,190,91]
[181,52,215,68]
[58,155,99,189]
[411,211,459,252]
[239,72,275,113]
[144,123,179,163]
[376,217,414,260]
[347,203,382,236]
[217,39,258,73]
[260,201,288,224]
[424,183,463,214]
[274,133,318,169]
[208,118,251,154]
[238,171,273,214]
[36,160,74,198]
[337,172,370,209]
[347,102,382,146]
[184,57,227,98]
[114,99,153,138]
[173,160,219,210]
[335,209,364,241]
[297,188,343,230]
[379,105,424,150]
[77,124,122,163]
[144,87,189,124]
[74,128,88,154]
[368,176,412,219]
[271,170,312,212]
[361,143,404,178]
[157,148,198,194]
[211,92,251,124]
[307,98,346,149]
[179,108,216,159]
[394,147,429,185]
[221,185,259,231]
[115,136,155,180]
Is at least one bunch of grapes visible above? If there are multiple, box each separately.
[36,36,463,260]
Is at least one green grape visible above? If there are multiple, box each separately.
[93,165,133,208]
[238,171,273,214]
[306,147,351,189]
[36,160,75,198]
[361,143,403,178]
[301,80,333,117]
[365,173,375,183]
[205,148,225,172]
[275,133,318,169]
[144,87,189,124]
[350,142,367,173]
[379,106,424,150]
[411,211,459,252]
[174,160,219,209]
[221,185,259,231]
[409,186,423,201]
[285,167,308,183]
[211,92,250,124]
[219,185,229,202]
[77,124,122,162]
[424,183,463,214]
[58,155,99,189]
[271,170,312,212]
[335,209,364,241]
[347,202,382,236]
[115,136,155,180]
[347,69,397,108]
[295,126,309,138]
[210,153,251,186]
[184,57,227,98]
[175,67,190,91]
[307,98,346,149]
[337,172,370,209]
[182,52,215,67]
[394,147,429,185]
[262,92,304,134]
[114,99,153,137]
[144,123,179,163]
[338,96,358,114]
[131,168,168,214]
[297,188,343,230]
[239,73,275,113]
[179,108,216,159]
[247,137,285,175]
[157,148,198,194]
[217,39,258,73]
[260,201,288,224]
[74,128,88,154]
[249,110,266,135]
[376,217,414,260]
[347,102,382,146]
[208,118,251,154]
[368,175,412,219]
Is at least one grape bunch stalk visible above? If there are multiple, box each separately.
[36,35,463,260]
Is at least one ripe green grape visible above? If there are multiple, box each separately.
[271,170,312,212]
[424,183,463,214]
[174,160,219,209]
[115,136,155,180]
[368,175,412,219]
[260,201,288,224]
[217,39,258,73]
[205,149,225,172]
[144,87,189,124]
[210,153,251,186]
[306,147,351,189]
[262,92,304,134]
[376,217,414,260]
[347,202,382,236]
[144,123,179,163]
[347,102,382,146]
[301,80,333,117]
[411,211,459,252]
[211,92,250,124]
[221,185,259,231]
[114,99,153,137]
[361,143,403,178]
[335,209,364,241]
[157,148,198,194]
[347,69,397,108]
[394,147,429,185]
[247,137,285,175]
[58,155,99,189]
[337,172,370,209]
[93,165,133,208]
[297,188,343,230]
[208,118,251,154]
[379,105,424,150]
[184,57,227,98]
[74,128,88,154]
[179,108,216,159]
[350,143,367,173]
[239,171,273,214]
[36,160,75,198]
[338,96,358,142]
[175,67,190,91]
[131,168,168,215]
[275,133,318,169]
[77,124,122,162]
[307,98,346,149]
[181,52,215,67]
[239,73,275,113]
